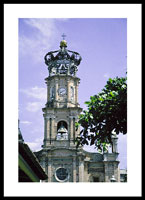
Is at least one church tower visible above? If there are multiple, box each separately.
[42,35,82,149]
[35,35,120,183]
[36,35,86,182]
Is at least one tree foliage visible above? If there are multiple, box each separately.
[76,76,127,152]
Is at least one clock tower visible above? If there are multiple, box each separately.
[35,35,120,183]
[42,36,82,149]
[35,36,87,182]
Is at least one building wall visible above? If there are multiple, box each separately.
[36,148,120,183]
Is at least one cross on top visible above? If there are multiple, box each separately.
[62,33,66,40]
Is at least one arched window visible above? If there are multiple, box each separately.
[57,121,67,131]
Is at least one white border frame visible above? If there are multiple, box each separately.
[4,4,142,197]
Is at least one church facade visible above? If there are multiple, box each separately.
[35,37,120,182]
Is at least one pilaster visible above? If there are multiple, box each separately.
[73,156,77,182]
[75,81,78,104]
[43,117,48,147]
[46,80,50,102]
[78,156,84,182]
[67,78,70,103]
[47,157,52,182]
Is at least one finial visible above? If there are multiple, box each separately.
[60,33,67,48]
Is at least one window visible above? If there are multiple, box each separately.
[57,121,67,131]
[55,167,69,182]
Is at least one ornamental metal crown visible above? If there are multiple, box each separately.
[44,35,82,76]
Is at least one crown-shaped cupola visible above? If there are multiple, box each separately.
[44,34,82,76]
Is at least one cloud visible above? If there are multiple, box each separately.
[19,18,60,63]
[23,18,56,38]
[20,120,32,125]
[26,102,42,112]
[26,137,43,151]
[20,86,46,101]
[20,86,47,112]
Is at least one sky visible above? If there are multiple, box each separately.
[18,18,127,169]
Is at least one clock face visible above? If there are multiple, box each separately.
[58,87,66,96]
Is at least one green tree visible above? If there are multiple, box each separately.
[76,76,127,152]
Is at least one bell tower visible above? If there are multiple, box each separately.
[42,35,82,149]
[35,35,120,183]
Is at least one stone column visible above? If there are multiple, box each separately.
[55,79,59,103]
[43,116,48,147]
[75,82,78,104]
[104,162,110,182]
[113,162,120,182]
[40,155,48,182]
[49,118,52,144]
[69,116,74,141]
[73,157,77,182]
[75,116,79,138]
[79,157,84,182]
[51,116,55,140]
[47,158,52,182]
[46,117,54,144]
[67,79,70,102]
[47,80,50,102]
[68,117,71,141]
[73,117,76,143]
